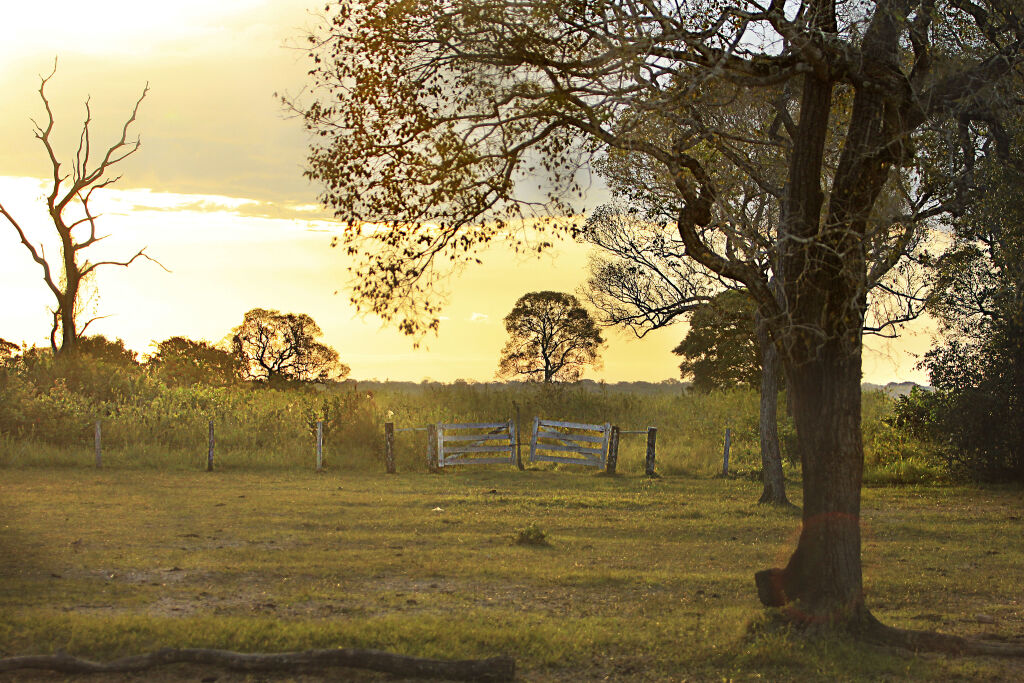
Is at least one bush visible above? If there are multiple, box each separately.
[890,380,1024,483]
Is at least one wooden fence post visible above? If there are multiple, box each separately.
[645,427,658,477]
[513,405,524,471]
[207,419,215,472]
[94,421,102,469]
[606,425,620,474]
[426,423,440,472]
[316,420,324,472]
[384,422,396,474]
[529,416,540,464]
[722,427,731,477]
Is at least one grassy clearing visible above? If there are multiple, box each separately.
[1,468,1021,681]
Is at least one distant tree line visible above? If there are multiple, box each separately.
[0,307,349,389]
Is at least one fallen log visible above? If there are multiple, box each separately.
[0,647,516,681]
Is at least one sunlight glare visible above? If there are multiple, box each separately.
[1,0,270,58]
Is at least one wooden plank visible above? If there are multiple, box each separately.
[442,456,515,466]
[645,427,657,476]
[721,427,732,476]
[442,433,513,443]
[531,453,602,466]
[439,421,508,430]
[316,420,324,472]
[442,444,515,455]
[384,422,396,474]
[513,416,523,470]
[532,442,604,456]
[535,429,605,444]
[427,424,440,471]
[529,415,540,463]
[606,425,619,474]
[601,422,611,468]
[435,424,444,470]
[538,418,606,431]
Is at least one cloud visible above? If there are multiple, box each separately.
[0,1,322,206]
[468,312,489,323]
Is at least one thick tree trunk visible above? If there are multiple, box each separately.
[754,313,789,506]
[755,338,868,625]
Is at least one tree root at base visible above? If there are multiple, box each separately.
[0,647,516,681]
[862,620,1024,658]
[750,581,1024,660]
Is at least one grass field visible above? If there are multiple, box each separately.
[1,468,1022,681]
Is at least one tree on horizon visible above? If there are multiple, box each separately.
[497,291,604,383]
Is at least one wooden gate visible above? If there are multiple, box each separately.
[437,420,517,467]
[529,417,609,468]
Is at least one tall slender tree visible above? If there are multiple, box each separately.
[291,0,1024,649]
[0,62,160,355]
[497,291,604,382]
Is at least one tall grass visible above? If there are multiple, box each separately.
[1,356,940,480]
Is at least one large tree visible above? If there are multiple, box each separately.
[497,290,604,382]
[292,0,1024,647]
[582,197,926,507]
[0,63,159,355]
[583,195,796,506]
[147,337,240,387]
[905,130,1024,481]
[232,308,350,384]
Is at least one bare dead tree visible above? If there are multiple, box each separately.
[0,61,161,355]
[289,0,1024,649]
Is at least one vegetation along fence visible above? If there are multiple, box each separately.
[65,415,663,476]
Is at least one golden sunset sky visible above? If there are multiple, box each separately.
[0,0,933,383]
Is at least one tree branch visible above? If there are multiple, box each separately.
[0,648,515,681]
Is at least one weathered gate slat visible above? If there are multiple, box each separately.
[539,418,606,431]
[440,421,509,430]
[442,444,520,455]
[531,453,603,466]
[442,433,513,443]
[531,442,604,456]
[535,429,605,444]
[442,456,516,466]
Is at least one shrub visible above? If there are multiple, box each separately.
[513,523,550,547]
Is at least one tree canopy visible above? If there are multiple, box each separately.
[894,130,1024,482]
[673,290,761,392]
[232,309,349,384]
[148,337,240,387]
[293,0,1024,644]
[497,291,603,383]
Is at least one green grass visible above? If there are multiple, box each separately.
[1,468,1021,681]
